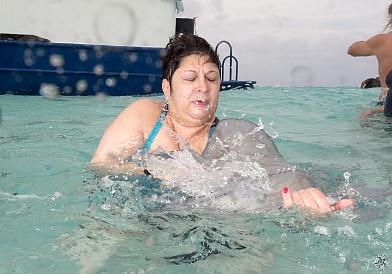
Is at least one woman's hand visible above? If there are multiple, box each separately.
[282,187,355,214]
[359,106,385,118]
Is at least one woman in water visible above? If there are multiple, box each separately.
[91,33,354,214]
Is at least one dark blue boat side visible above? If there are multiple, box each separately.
[0,40,165,96]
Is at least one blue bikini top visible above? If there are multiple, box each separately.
[140,103,218,154]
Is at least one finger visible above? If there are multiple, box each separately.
[292,190,304,208]
[282,187,293,208]
[298,189,319,209]
[306,188,332,213]
[334,199,355,211]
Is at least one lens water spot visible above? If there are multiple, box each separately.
[93,64,104,76]
[63,86,72,94]
[49,54,64,67]
[105,78,117,87]
[120,71,129,79]
[79,49,88,61]
[129,53,138,63]
[93,3,137,45]
[76,80,88,94]
[24,49,35,67]
[143,84,152,93]
[289,65,315,86]
[39,83,61,99]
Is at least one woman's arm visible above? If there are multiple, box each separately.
[90,98,160,175]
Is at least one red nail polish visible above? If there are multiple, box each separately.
[283,187,288,193]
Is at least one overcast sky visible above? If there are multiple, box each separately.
[181,0,391,87]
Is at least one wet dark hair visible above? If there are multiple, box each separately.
[161,33,221,83]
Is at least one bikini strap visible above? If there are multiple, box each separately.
[140,103,168,153]
[209,117,219,139]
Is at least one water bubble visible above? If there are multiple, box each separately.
[337,226,357,238]
[271,132,278,138]
[314,225,330,236]
[343,172,351,183]
[50,192,62,200]
[257,118,265,129]
[101,203,111,211]
[256,143,266,149]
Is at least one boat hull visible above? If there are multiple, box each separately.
[0,40,164,96]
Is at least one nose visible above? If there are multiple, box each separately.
[196,76,209,93]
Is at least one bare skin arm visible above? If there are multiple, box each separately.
[347,41,374,56]
[347,34,384,57]
[90,98,163,175]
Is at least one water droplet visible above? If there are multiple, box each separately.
[76,80,88,94]
[343,172,351,182]
[79,49,88,61]
[143,84,152,93]
[49,54,64,67]
[120,71,129,79]
[39,83,61,99]
[129,53,138,63]
[289,65,315,86]
[93,3,137,45]
[93,64,104,76]
[105,78,117,87]
[101,203,111,211]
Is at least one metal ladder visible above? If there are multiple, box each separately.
[215,40,256,90]
[215,40,238,82]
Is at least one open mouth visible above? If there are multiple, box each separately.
[194,99,209,105]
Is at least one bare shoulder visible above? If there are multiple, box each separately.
[368,33,390,45]
[127,98,164,110]
[91,98,164,163]
[118,98,165,122]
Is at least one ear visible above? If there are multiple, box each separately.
[162,79,171,99]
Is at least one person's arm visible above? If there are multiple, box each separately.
[359,105,385,118]
[347,41,373,56]
[347,34,383,57]
[90,99,157,175]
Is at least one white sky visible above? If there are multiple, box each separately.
[181,0,392,87]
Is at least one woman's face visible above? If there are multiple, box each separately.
[162,54,221,126]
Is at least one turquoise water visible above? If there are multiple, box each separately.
[1,86,391,273]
